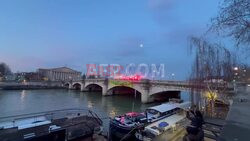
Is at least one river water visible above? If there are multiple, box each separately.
[0,89,190,132]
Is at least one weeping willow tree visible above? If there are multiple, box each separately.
[190,37,235,83]
[189,37,236,116]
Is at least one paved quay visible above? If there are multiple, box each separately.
[219,86,250,141]
[153,120,218,141]
[153,126,186,141]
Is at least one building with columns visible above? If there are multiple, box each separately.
[37,67,81,81]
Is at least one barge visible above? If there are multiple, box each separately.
[109,112,147,141]
[109,100,191,141]
[0,109,103,141]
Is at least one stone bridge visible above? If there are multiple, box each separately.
[64,79,199,103]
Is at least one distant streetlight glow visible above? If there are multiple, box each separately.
[205,91,217,101]
[234,67,239,71]
[139,44,144,48]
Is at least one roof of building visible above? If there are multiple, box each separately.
[38,67,81,73]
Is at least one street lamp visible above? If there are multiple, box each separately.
[234,67,239,71]
[233,67,240,93]
[171,73,175,80]
[139,43,144,48]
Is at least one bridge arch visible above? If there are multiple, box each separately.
[85,83,103,92]
[150,90,181,102]
[64,82,70,88]
[149,86,188,96]
[148,86,189,102]
[72,82,83,90]
[107,86,142,98]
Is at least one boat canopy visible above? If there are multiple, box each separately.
[177,102,191,110]
[146,103,178,113]
[146,101,191,113]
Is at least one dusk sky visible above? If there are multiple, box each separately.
[0,0,222,80]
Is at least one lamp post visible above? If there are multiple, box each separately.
[233,67,239,93]
[171,73,175,80]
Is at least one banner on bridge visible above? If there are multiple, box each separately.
[109,80,133,87]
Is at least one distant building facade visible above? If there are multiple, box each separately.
[233,66,250,83]
[37,67,81,81]
[4,74,17,81]
[11,72,41,82]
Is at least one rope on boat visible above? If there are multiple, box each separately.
[119,126,139,141]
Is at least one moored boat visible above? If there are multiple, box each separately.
[109,112,147,141]
[109,99,191,141]
[0,109,104,141]
[136,101,191,140]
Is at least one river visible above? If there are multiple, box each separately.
[0,89,190,132]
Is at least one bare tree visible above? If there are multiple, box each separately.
[189,37,235,82]
[0,62,12,77]
[210,0,250,48]
[189,37,236,117]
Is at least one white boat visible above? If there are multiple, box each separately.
[136,101,191,140]
[0,116,51,130]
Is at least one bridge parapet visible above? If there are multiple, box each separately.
[66,78,232,103]
[66,79,195,103]
[85,78,106,82]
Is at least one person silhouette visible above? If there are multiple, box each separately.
[184,105,204,141]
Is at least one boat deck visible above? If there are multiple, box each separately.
[0,110,102,141]
[145,114,186,136]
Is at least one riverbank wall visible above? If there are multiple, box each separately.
[0,81,65,90]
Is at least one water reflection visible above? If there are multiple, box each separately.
[20,90,26,103]
[109,109,117,118]
[87,101,93,108]
[0,89,190,131]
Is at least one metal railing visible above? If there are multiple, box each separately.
[88,110,103,126]
[0,108,104,141]
[0,108,102,126]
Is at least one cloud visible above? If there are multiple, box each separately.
[163,26,205,48]
[111,37,146,57]
[147,0,180,26]
[148,0,175,11]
